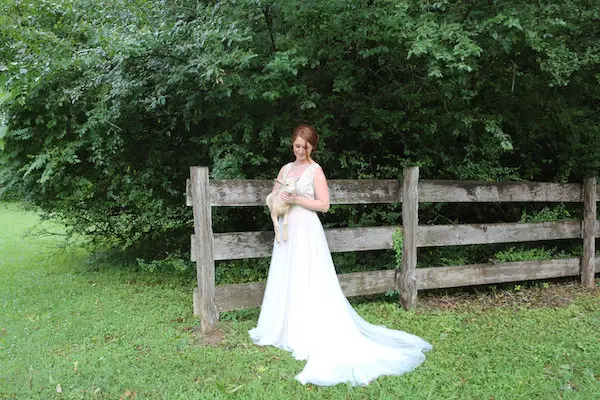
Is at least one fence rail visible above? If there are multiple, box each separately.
[187,166,598,333]
[193,257,599,313]
[186,179,588,207]
[190,221,600,261]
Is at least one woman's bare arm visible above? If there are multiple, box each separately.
[271,165,286,193]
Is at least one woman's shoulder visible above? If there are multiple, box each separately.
[309,162,325,178]
[277,162,294,177]
[312,163,325,174]
[278,162,294,170]
[283,162,294,172]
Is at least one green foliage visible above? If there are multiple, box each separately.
[1,0,599,261]
[418,244,497,267]
[136,251,193,273]
[520,203,573,223]
[0,125,5,151]
[493,246,573,263]
[417,240,582,268]
[331,250,396,275]
[393,227,404,268]
[215,258,270,285]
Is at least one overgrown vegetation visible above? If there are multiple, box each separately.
[1,0,599,266]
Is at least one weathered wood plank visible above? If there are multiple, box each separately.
[185,178,192,207]
[187,177,583,206]
[190,167,219,333]
[209,269,397,312]
[204,179,402,206]
[582,177,596,288]
[338,269,397,297]
[417,221,581,247]
[416,258,581,290]
[419,180,581,203]
[208,180,271,207]
[201,257,587,313]
[328,180,402,205]
[186,170,584,206]
[214,281,265,312]
[399,167,419,310]
[191,226,398,261]
[191,220,584,261]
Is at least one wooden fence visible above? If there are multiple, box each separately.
[187,166,599,333]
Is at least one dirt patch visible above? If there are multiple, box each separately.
[418,277,598,312]
[194,327,225,345]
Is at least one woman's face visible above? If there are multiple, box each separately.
[293,136,312,163]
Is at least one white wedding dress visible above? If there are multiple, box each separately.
[249,162,432,386]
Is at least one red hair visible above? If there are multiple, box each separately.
[292,124,319,154]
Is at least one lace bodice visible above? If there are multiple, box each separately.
[283,162,320,200]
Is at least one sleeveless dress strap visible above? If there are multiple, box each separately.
[282,163,292,180]
[308,163,320,179]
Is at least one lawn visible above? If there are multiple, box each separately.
[1,202,599,399]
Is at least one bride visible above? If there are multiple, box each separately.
[249,124,432,386]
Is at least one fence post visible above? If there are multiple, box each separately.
[399,167,419,309]
[582,176,597,288]
[190,166,219,333]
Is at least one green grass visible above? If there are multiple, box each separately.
[1,202,599,399]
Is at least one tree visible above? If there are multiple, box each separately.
[1,0,599,260]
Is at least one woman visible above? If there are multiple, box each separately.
[249,124,432,386]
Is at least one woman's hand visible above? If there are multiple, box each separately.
[279,191,296,204]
